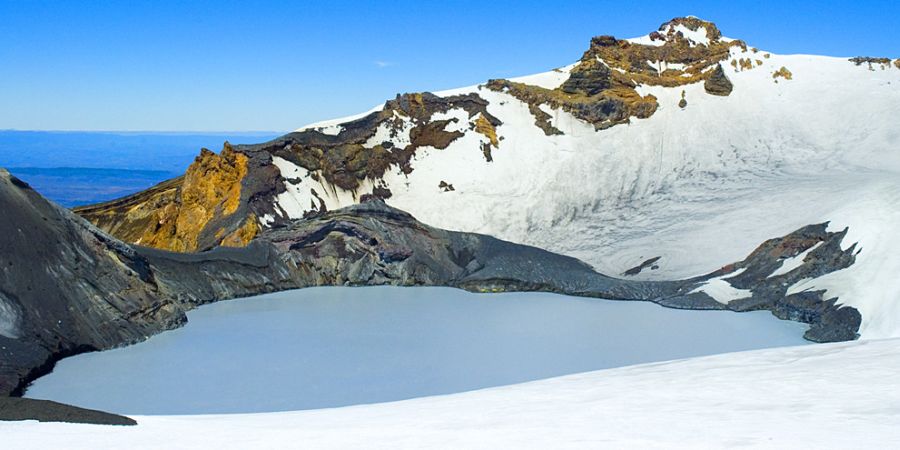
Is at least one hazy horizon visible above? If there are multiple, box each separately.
[0,129,287,134]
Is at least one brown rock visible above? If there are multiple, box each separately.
[773,66,793,81]
[560,58,613,96]
[704,64,733,96]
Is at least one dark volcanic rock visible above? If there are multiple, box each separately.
[560,58,613,96]
[849,56,892,66]
[0,169,186,397]
[704,64,733,96]
[696,223,861,342]
[623,256,662,276]
[0,397,136,425]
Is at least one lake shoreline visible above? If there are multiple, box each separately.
[24,287,808,416]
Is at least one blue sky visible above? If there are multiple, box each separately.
[1,0,897,132]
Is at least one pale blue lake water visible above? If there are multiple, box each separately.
[25,286,809,415]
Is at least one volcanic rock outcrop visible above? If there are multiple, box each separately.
[0,170,185,397]
[704,64,734,95]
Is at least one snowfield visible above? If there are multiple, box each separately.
[4,338,899,448]
[292,47,900,339]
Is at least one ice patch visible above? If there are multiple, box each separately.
[364,111,413,149]
[431,108,471,133]
[316,124,343,136]
[670,24,711,46]
[0,293,20,339]
[626,34,666,47]
[690,268,752,304]
[272,156,312,218]
[272,156,303,179]
[647,60,687,74]
[260,214,275,226]
[627,24,712,47]
[272,156,389,219]
[768,242,823,278]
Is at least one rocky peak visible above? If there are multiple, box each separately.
[492,17,739,133]
[575,17,743,88]
[656,16,724,45]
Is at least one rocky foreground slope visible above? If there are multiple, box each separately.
[0,167,862,403]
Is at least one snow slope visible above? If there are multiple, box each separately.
[283,44,900,339]
[4,338,898,449]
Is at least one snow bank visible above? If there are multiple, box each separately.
[4,338,898,448]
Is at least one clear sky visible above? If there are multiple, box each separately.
[1,0,897,132]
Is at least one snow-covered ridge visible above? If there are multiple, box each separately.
[274,19,900,339]
[295,104,384,133]
[506,62,578,90]
[5,338,898,448]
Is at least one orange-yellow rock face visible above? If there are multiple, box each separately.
[219,214,260,248]
[75,143,252,252]
[474,114,499,148]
